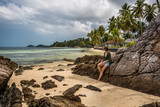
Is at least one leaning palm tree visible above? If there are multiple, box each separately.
[132,0,146,36]
[144,3,157,22]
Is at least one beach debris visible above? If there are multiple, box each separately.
[58,64,64,66]
[63,84,68,86]
[67,63,75,66]
[63,58,75,62]
[43,76,48,79]
[63,84,82,97]
[20,79,36,87]
[51,75,64,82]
[140,102,160,107]
[78,94,86,97]
[32,84,40,88]
[56,69,65,71]
[84,85,102,92]
[38,68,44,70]
[41,80,57,90]
[22,87,35,104]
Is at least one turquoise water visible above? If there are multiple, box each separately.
[0,47,101,65]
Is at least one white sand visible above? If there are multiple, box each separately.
[8,61,160,107]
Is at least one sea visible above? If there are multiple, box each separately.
[0,47,101,65]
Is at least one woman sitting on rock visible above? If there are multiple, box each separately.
[97,46,111,82]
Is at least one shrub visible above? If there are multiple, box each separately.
[126,41,135,47]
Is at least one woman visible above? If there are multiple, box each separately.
[97,46,111,81]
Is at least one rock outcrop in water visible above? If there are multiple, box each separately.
[73,14,160,96]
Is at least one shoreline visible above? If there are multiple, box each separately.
[8,61,160,107]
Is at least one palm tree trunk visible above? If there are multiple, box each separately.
[140,17,142,37]
[156,0,160,12]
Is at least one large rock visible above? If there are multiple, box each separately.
[0,83,22,107]
[29,96,85,107]
[0,56,18,91]
[41,80,57,90]
[74,55,103,64]
[73,14,160,96]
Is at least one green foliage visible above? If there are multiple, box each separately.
[50,38,91,48]
[126,41,135,47]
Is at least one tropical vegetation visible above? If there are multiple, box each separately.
[87,0,158,47]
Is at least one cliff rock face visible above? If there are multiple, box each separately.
[73,14,160,96]
[0,56,18,91]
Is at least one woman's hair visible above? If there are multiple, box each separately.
[104,46,109,51]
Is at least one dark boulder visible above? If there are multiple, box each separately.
[41,80,57,90]
[62,84,82,97]
[140,102,160,107]
[20,79,36,87]
[84,85,102,92]
[63,58,75,62]
[51,75,65,82]
[43,76,48,79]
[0,56,18,91]
[72,14,160,96]
[0,83,22,107]
[32,84,40,88]
[74,55,103,64]
[38,68,44,70]
[22,87,35,104]
[29,96,85,107]
[56,69,65,71]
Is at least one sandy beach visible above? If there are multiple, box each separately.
[8,61,160,107]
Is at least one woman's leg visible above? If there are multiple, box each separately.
[97,62,103,72]
[97,65,108,81]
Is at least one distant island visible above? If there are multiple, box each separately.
[27,38,92,48]
[27,44,49,48]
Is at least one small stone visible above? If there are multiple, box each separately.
[78,94,86,97]
[63,84,68,86]
[56,69,65,71]
[43,76,48,80]
[84,85,102,92]
[38,68,44,70]
[58,64,64,66]
[51,75,64,82]
[45,93,50,96]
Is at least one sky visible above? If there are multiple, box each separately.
[0,0,156,47]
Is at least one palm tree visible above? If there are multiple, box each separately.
[144,3,157,22]
[119,3,131,17]
[108,16,116,33]
[110,28,122,46]
[132,0,145,36]
[156,0,160,12]
[98,25,106,46]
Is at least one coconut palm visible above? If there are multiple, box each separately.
[119,3,131,17]
[108,16,116,33]
[156,0,160,12]
[132,0,146,36]
[144,3,157,22]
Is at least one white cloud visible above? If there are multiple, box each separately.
[0,0,140,37]
[35,28,53,34]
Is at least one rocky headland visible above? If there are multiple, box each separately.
[72,14,160,97]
